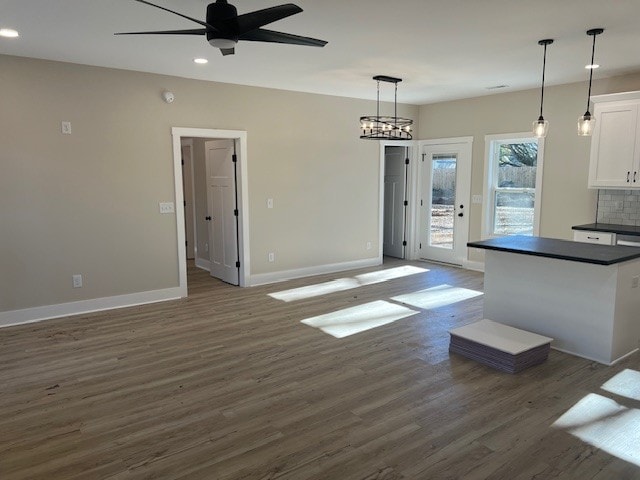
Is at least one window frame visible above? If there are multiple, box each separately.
[482,132,545,239]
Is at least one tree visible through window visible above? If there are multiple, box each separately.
[484,134,544,237]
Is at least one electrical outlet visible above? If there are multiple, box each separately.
[72,274,83,288]
[204,242,209,252]
[633,276,639,288]
[366,241,372,250]
[159,202,175,214]
[268,252,275,262]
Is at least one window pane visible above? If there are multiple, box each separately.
[498,142,537,188]
[494,191,535,235]
[430,154,456,249]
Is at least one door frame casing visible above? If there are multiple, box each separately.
[417,136,473,265]
[171,127,250,290]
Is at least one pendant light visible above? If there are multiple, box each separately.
[578,28,604,136]
[533,39,553,138]
[360,75,413,140]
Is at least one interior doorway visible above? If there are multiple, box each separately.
[383,145,409,259]
[171,128,250,293]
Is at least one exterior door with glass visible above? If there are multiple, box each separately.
[419,141,472,265]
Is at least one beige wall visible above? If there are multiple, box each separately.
[0,54,418,312]
[418,71,640,262]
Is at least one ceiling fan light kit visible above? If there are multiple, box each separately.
[116,0,327,56]
[360,75,413,141]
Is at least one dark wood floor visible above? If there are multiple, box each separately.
[1,258,640,479]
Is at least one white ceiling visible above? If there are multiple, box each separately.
[3,0,640,105]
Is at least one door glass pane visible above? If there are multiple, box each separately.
[494,191,535,235]
[430,154,457,249]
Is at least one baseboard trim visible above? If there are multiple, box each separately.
[0,286,186,328]
[462,260,485,272]
[249,258,381,286]
[195,258,211,271]
[550,345,637,366]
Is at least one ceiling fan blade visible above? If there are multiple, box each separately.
[132,0,219,32]
[239,28,327,47]
[220,48,235,56]
[115,28,207,36]
[236,4,302,34]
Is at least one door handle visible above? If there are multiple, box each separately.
[634,171,637,183]
[458,212,463,217]
[205,216,212,221]
[627,171,631,183]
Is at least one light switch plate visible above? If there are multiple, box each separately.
[61,121,72,134]
[159,202,175,214]
[472,195,483,204]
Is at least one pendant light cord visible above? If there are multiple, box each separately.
[376,79,380,119]
[539,42,548,118]
[394,82,398,124]
[586,32,597,113]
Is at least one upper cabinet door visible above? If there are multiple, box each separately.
[588,101,640,188]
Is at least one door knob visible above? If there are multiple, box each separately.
[458,213,463,217]
[205,216,212,221]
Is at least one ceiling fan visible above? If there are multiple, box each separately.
[116,0,328,56]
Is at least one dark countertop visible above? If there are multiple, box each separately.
[467,235,640,265]
[573,223,640,237]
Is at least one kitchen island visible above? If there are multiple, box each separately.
[468,235,640,365]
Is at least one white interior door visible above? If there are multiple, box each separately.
[419,140,472,265]
[205,140,239,285]
[383,146,407,258]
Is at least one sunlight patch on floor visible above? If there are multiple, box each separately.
[601,369,640,401]
[300,300,419,338]
[391,284,483,310]
[269,265,428,302]
[552,393,640,467]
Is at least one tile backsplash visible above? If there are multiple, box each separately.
[597,190,640,225]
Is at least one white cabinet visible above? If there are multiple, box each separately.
[573,230,616,245]
[588,91,640,189]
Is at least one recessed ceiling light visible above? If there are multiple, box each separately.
[585,64,600,69]
[0,28,19,38]
[193,58,208,64]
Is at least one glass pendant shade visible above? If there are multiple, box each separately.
[533,116,549,138]
[578,112,596,136]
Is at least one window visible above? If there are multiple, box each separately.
[482,133,544,238]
